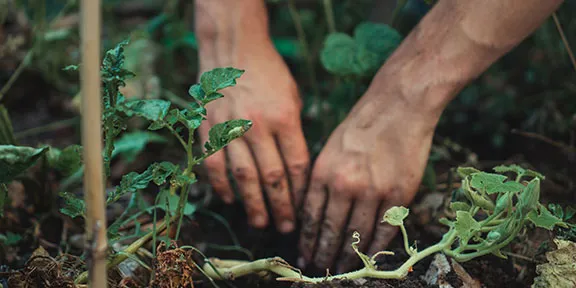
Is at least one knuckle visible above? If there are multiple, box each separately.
[262,169,286,186]
[232,167,258,182]
[287,161,309,177]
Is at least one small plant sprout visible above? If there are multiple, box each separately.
[202,165,568,283]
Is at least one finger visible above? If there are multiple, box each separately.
[313,190,353,270]
[227,139,268,228]
[245,130,295,233]
[298,171,327,265]
[367,203,401,257]
[335,199,380,274]
[199,123,234,203]
[275,123,310,209]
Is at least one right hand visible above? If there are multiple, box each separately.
[198,38,309,234]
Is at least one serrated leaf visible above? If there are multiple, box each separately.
[470,172,525,194]
[59,191,86,219]
[199,67,245,95]
[205,120,252,152]
[177,108,204,130]
[450,202,471,212]
[151,162,178,185]
[456,167,481,178]
[528,204,568,230]
[381,206,409,226]
[53,145,83,176]
[493,164,525,176]
[108,170,153,204]
[454,210,480,243]
[188,84,205,101]
[112,131,167,163]
[121,99,171,122]
[524,169,545,180]
[0,145,49,183]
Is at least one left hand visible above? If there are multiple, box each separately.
[298,76,442,273]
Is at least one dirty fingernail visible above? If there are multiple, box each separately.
[280,220,294,233]
[252,215,267,228]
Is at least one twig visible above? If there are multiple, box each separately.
[552,13,576,72]
[322,0,336,33]
[79,0,107,286]
[14,117,79,139]
[0,50,33,102]
[287,0,320,101]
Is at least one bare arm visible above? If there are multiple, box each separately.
[299,0,566,272]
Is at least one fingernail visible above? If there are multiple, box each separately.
[280,220,294,233]
[252,215,267,228]
[223,196,234,204]
[297,256,306,269]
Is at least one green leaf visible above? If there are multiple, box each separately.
[53,145,83,176]
[151,162,178,186]
[524,169,545,180]
[177,108,204,130]
[518,178,541,215]
[450,202,471,212]
[121,99,171,122]
[454,210,481,243]
[353,22,402,61]
[199,67,245,95]
[59,191,86,219]
[205,120,252,152]
[174,174,197,187]
[112,131,167,163]
[0,145,49,183]
[158,189,196,216]
[320,33,367,76]
[527,204,568,230]
[106,162,177,205]
[566,206,576,221]
[470,172,525,194]
[493,164,525,176]
[456,167,481,178]
[381,206,409,226]
[320,22,402,77]
[0,231,22,246]
[188,84,205,101]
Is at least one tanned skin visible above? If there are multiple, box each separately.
[195,0,564,273]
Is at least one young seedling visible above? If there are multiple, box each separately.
[202,165,568,283]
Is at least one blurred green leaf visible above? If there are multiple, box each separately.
[53,145,83,176]
[528,203,568,230]
[470,172,525,194]
[113,131,167,163]
[120,99,171,122]
[455,210,480,243]
[381,206,409,226]
[0,145,49,184]
[199,68,245,96]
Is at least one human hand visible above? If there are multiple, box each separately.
[197,33,309,234]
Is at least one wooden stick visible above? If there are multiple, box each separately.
[80,0,108,287]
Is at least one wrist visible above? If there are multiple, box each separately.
[195,0,272,69]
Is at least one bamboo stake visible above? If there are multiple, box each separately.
[80,0,108,287]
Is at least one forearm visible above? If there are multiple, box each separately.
[194,0,271,68]
[372,0,564,118]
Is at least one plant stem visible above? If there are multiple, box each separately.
[322,0,336,33]
[203,230,458,283]
[0,51,33,102]
[552,13,576,72]
[175,129,195,240]
[399,224,415,256]
[167,125,188,151]
[287,0,320,101]
[14,117,79,139]
[75,214,176,284]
